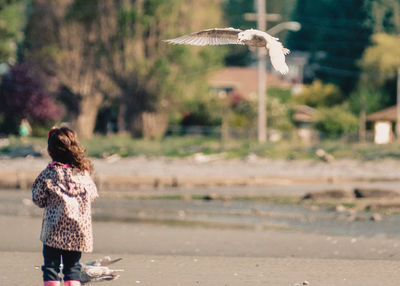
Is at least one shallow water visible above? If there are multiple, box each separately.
[94,197,400,238]
[5,187,400,239]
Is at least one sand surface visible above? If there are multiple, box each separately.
[2,157,400,285]
[2,215,400,285]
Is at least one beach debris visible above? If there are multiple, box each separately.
[0,138,10,148]
[315,148,334,163]
[203,193,218,201]
[80,256,123,284]
[105,153,122,163]
[370,213,382,222]
[192,152,226,163]
[251,208,262,215]
[354,188,400,199]
[335,204,347,212]
[244,153,259,162]
[293,282,310,286]
[303,189,353,200]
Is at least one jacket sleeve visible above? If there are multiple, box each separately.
[32,170,50,208]
[89,179,99,203]
[84,173,99,203]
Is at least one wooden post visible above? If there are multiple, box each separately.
[257,0,267,143]
[397,68,400,141]
[359,95,366,143]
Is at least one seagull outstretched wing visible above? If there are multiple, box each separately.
[164,27,290,75]
[164,28,244,46]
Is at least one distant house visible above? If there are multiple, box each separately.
[366,106,397,144]
[208,66,293,100]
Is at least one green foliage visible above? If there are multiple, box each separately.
[360,33,400,81]
[180,97,224,127]
[314,106,359,139]
[0,0,26,65]
[66,0,98,23]
[268,88,292,103]
[288,0,371,93]
[365,0,400,34]
[292,80,343,108]
[112,0,227,124]
[228,95,257,128]
[349,85,389,115]
[22,0,226,137]
[267,88,295,131]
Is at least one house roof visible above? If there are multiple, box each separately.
[208,67,292,99]
[367,106,397,122]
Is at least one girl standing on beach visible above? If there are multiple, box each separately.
[32,127,98,286]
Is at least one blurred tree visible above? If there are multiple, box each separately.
[24,0,115,138]
[360,34,400,82]
[104,0,225,139]
[358,33,400,139]
[267,88,294,131]
[0,62,64,133]
[314,105,359,139]
[351,1,400,142]
[288,0,371,94]
[23,0,225,139]
[365,0,400,34]
[349,84,389,141]
[0,0,26,67]
[349,85,389,115]
[228,91,257,129]
[292,80,343,108]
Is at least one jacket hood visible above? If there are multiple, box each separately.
[48,163,89,196]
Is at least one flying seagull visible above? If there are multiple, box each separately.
[164,28,290,74]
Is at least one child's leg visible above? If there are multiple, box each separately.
[42,245,62,282]
[61,249,82,283]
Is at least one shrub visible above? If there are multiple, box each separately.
[314,106,359,139]
[0,62,64,134]
[293,80,343,108]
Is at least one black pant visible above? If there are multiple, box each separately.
[42,244,82,281]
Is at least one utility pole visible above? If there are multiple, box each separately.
[397,68,400,141]
[245,1,281,143]
[256,0,267,143]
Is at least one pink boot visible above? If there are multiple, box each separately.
[64,281,81,286]
[44,281,61,286]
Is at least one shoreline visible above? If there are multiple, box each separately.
[1,157,400,190]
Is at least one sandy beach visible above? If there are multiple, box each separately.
[2,157,400,285]
[2,215,400,286]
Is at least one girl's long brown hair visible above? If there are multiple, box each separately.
[48,127,93,174]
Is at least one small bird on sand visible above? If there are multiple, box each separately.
[164,27,290,74]
[80,256,123,284]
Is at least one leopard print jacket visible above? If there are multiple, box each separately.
[32,162,98,252]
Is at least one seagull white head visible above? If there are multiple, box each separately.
[237,29,254,42]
